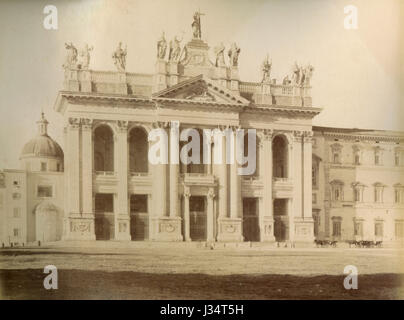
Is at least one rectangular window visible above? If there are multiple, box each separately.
[312,193,317,204]
[395,154,400,166]
[395,189,402,204]
[375,222,383,237]
[13,207,20,218]
[332,221,341,237]
[375,154,380,165]
[37,185,53,198]
[13,228,19,237]
[333,153,340,164]
[395,222,404,238]
[12,192,21,200]
[57,163,61,172]
[354,222,363,236]
[354,154,360,165]
[41,162,47,171]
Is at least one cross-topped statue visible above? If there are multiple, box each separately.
[192,10,205,39]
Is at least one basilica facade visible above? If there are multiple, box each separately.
[1,17,403,246]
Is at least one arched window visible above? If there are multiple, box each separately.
[272,135,288,178]
[94,125,114,172]
[129,127,149,173]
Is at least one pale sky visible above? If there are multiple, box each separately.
[0,0,403,169]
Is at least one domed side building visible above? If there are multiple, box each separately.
[0,113,65,245]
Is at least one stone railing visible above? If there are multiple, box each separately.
[181,173,215,185]
[95,171,116,176]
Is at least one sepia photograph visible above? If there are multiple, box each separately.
[0,0,403,304]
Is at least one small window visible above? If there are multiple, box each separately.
[57,163,61,172]
[12,192,21,200]
[312,193,317,204]
[395,189,402,204]
[13,207,20,218]
[354,222,363,236]
[13,228,19,237]
[374,187,383,203]
[332,220,341,237]
[354,154,360,165]
[333,153,340,164]
[395,222,404,238]
[41,162,47,172]
[334,188,341,201]
[395,153,400,166]
[354,189,360,202]
[375,222,383,237]
[37,185,53,198]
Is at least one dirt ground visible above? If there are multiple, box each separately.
[0,243,403,299]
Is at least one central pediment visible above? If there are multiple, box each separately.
[152,74,250,105]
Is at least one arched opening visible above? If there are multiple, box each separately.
[94,125,114,172]
[129,127,149,173]
[272,135,288,178]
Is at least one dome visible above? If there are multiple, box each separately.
[20,112,64,160]
[21,135,64,159]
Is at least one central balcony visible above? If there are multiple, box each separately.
[181,173,215,186]
[272,177,293,198]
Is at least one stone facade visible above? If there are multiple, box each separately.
[1,16,403,246]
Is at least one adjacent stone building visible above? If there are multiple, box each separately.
[1,15,403,246]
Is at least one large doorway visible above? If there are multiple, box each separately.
[243,198,259,241]
[94,193,114,240]
[130,194,149,240]
[273,199,289,241]
[189,196,206,241]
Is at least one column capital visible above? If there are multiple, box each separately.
[67,117,81,129]
[257,129,273,141]
[293,130,304,142]
[116,120,129,133]
[81,118,93,130]
[303,130,314,143]
[207,188,215,200]
[152,121,170,129]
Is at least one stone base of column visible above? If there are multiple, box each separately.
[114,215,131,241]
[216,218,244,242]
[150,217,183,241]
[62,213,96,240]
[293,217,315,242]
[260,217,276,242]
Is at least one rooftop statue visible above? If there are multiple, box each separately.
[77,43,93,70]
[301,64,314,86]
[112,42,127,72]
[228,42,240,67]
[168,35,183,62]
[157,32,167,60]
[292,62,301,85]
[192,10,204,39]
[261,54,272,83]
[214,42,226,67]
[63,42,78,70]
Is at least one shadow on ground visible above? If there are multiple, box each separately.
[1,269,403,299]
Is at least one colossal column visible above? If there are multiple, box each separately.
[115,120,131,240]
[183,187,191,241]
[81,118,93,215]
[207,188,215,242]
[259,129,275,241]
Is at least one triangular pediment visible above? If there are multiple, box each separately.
[152,75,250,105]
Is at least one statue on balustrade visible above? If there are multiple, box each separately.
[301,64,314,86]
[157,32,167,59]
[282,75,291,85]
[214,42,226,67]
[77,43,93,70]
[292,62,301,85]
[168,36,183,62]
[112,42,127,72]
[261,54,272,83]
[63,42,78,70]
[228,42,240,67]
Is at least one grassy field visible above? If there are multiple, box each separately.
[0,244,403,299]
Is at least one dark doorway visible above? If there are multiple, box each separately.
[130,194,149,240]
[189,196,206,241]
[243,198,259,241]
[94,193,114,240]
[273,199,289,241]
